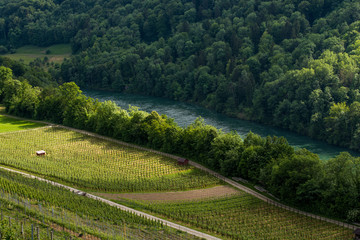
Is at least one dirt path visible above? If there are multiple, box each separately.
[0,166,221,240]
[94,185,239,202]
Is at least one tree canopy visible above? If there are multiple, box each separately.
[1,0,358,149]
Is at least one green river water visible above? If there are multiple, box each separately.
[84,90,359,160]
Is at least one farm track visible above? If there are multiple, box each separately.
[1,113,359,233]
[0,166,221,240]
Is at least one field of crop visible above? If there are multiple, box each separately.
[3,44,71,64]
[0,126,221,192]
[117,194,354,240]
[0,202,74,240]
[0,115,355,239]
[0,115,45,133]
[0,168,197,239]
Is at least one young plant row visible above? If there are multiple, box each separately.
[0,168,197,240]
[118,193,354,240]
[0,127,221,192]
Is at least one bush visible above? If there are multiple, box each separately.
[0,45,8,54]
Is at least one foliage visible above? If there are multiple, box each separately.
[0,56,55,88]
[0,0,360,152]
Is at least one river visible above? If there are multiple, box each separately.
[84,90,359,160]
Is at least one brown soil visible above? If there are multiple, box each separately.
[94,185,240,202]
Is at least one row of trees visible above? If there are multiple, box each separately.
[1,68,360,221]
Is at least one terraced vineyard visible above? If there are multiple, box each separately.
[117,194,354,240]
[0,126,221,192]
[0,116,356,239]
[0,168,198,240]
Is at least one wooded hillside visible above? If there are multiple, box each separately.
[1,0,360,149]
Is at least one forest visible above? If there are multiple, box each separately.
[1,0,360,223]
[1,0,360,150]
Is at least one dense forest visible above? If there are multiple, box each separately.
[1,0,360,150]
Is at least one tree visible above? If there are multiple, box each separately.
[182,117,219,162]
[238,145,265,181]
[323,152,360,217]
[324,102,351,145]
[0,66,13,101]
[209,132,243,174]
[269,149,322,202]
[6,81,40,118]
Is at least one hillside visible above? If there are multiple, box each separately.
[0,114,354,239]
[2,0,360,232]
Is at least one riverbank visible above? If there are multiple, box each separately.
[83,89,360,160]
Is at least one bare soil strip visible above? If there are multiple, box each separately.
[94,185,239,202]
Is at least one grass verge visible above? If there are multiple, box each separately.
[0,115,46,133]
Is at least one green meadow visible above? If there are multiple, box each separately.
[3,44,71,64]
[0,115,45,133]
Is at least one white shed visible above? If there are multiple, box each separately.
[36,150,46,156]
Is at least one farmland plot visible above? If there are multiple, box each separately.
[0,127,221,192]
[117,194,354,240]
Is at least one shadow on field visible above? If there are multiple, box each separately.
[0,115,44,129]
[45,127,131,151]
[45,127,174,163]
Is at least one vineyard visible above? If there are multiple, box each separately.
[0,126,221,192]
[0,199,74,240]
[117,194,354,240]
[0,168,198,239]
[0,115,357,239]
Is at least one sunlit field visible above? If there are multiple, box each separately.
[0,127,221,192]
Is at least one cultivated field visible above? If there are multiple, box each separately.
[3,44,71,64]
[117,194,354,240]
[0,168,197,240]
[0,126,221,192]
[95,185,239,202]
[0,115,355,240]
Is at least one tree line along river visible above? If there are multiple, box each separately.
[84,90,359,160]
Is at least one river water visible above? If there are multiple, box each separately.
[84,90,359,160]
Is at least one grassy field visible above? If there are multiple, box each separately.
[2,44,71,64]
[117,194,354,240]
[0,115,46,133]
[0,126,221,192]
